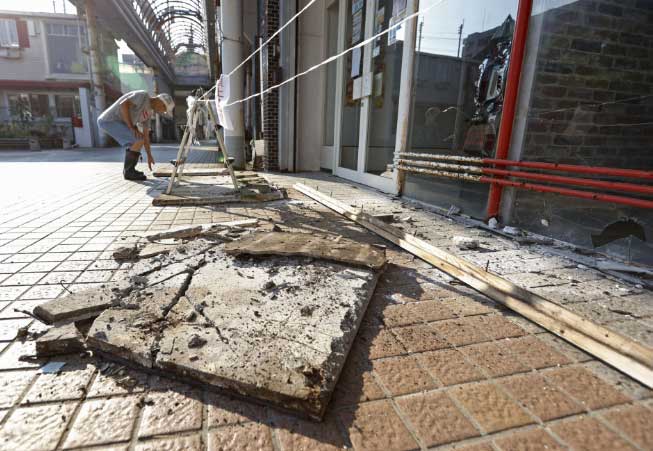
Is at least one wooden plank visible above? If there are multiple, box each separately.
[294,183,653,388]
[153,168,229,177]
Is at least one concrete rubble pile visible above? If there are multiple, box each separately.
[25,221,387,420]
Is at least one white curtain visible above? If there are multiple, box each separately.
[0,19,19,48]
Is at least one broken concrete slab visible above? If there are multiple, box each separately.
[144,220,258,242]
[35,323,84,357]
[60,232,382,419]
[155,250,381,419]
[86,274,191,368]
[33,286,119,325]
[152,189,286,207]
[223,232,387,270]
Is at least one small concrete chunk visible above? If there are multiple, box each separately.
[35,323,84,357]
[33,286,118,325]
[223,232,387,270]
[139,243,175,259]
[453,236,480,250]
[113,245,140,261]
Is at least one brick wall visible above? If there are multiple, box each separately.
[510,0,653,264]
[262,0,280,171]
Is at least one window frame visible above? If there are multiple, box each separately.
[0,18,19,48]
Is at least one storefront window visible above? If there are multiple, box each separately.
[55,94,81,118]
[403,0,518,216]
[46,22,89,74]
[8,93,51,119]
[510,0,653,263]
[365,0,405,178]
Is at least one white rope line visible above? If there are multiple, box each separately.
[223,0,447,108]
[227,0,319,78]
[197,0,318,102]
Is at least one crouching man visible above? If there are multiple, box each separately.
[97,91,174,180]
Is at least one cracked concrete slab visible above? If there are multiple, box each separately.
[155,250,381,419]
[223,232,387,270]
[67,232,384,420]
[86,273,192,368]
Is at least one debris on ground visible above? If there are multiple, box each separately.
[113,245,140,261]
[447,205,461,216]
[39,361,67,374]
[502,226,521,235]
[26,222,385,420]
[372,213,394,223]
[35,323,85,357]
[452,236,480,250]
[151,174,287,206]
[223,231,387,270]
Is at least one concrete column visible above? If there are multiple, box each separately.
[85,0,108,147]
[220,0,246,168]
[76,87,94,147]
[393,0,419,194]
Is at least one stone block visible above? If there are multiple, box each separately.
[35,323,84,357]
[33,286,117,324]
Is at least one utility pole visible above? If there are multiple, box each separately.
[457,20,464,58]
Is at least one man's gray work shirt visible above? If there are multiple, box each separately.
[98,90,153,128]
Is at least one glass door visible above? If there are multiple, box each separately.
[366,0,404,179]
[338,0,367,172]
[334,0,403,193]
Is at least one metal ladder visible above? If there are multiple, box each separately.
[165,100,239,195]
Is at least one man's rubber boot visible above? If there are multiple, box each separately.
[124,150,146,181]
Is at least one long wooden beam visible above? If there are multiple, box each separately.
[294,183,653,388]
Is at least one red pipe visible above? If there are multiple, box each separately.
[483,168,653,195]
[480,177,653,209]
[486,0,533,219]
[483,158,653,180]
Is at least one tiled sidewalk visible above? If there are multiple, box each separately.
[0,149,651,450]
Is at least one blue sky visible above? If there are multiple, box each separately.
[1,0,76,14]
[413,0,518,56]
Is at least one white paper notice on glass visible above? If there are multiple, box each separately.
[353,77,363,100]
[352,9,363,43]
[351,47,362,78]
[388,17,400,46]
[392,0,407,17]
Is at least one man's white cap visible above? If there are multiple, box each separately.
[155,93,175,118]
